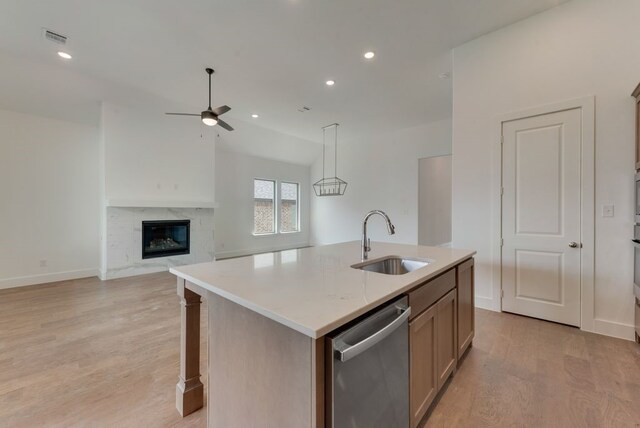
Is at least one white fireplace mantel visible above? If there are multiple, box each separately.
[105,199,218,209]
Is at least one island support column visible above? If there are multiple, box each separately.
[176,278,204,416]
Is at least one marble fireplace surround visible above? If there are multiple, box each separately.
[101,206,215,280]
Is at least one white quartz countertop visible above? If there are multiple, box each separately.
[170,241,475,338]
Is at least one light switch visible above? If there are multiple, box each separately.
[602,204,614,217]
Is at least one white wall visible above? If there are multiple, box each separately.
[0,109,100,288]
[216,119,321,166]
[418,155,452,246]
[101,102,216,204]
[215,149,311,258]
[452,0,639,339]
[310,119,452,246]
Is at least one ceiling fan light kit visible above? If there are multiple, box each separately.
[201,110,218,126]
[313,123,348,197]
[165,68,234,131]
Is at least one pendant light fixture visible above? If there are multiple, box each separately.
[313,123,347,196]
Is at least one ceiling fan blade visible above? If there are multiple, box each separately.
[165,112,200,116]
[211,105,231,116]
[217,119,234,131]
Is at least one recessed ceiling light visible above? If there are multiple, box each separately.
[57,51,72,60]
[251,114,259,118]
[326,80,335,86]
[364,51,375,59]
[438,72,451,79]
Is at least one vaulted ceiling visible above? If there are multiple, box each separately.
[0,0,569,144]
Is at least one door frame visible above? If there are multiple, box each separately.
[492,96,595,331]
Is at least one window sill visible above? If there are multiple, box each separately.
[252,231,302,237]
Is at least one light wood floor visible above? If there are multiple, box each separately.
[424,310,640,428]
[1,272,639,427]
[0,272,207,428]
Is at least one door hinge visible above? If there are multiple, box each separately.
[501,290,504,299]
[500,135,504,145]
[500,238,504,247]
[501,187,504,196]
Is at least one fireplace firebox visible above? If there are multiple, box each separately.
[142,220,190,259]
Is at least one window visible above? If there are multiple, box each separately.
[254,179,275,234]
[253,179,301,235]
[280,182,299,233]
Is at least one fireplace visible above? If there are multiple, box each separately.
[142,220,190,259]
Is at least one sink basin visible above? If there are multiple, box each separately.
[352,256,431,275]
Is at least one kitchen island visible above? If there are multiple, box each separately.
[170,241,475,427]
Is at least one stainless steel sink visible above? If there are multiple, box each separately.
[351,256,431,275]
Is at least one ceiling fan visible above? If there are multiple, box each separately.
[166,68,234,131]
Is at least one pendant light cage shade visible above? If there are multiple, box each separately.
[313,176,348,196]
[314,123,347,197]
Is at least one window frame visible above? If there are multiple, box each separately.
[279,181,300,234]
[252,178,277,236]
[251,178,302,236]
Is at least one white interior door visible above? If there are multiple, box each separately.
[502,108,582,327]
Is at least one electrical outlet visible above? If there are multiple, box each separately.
[602,204,614,218]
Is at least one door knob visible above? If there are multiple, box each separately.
[569,242,582,248]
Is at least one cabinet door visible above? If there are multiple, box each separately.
[636,98,640,170]
[436,289,457,391]
[635,297,640,344]
[457,258,475,360]
[409,305,437,428]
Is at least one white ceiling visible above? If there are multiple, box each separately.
[0,0,569,145]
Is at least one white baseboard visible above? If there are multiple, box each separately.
[592,318,636,341]
[215,243,310,260]
[0,268,99,290]
[472,298,635,341]
[475,295,498,311]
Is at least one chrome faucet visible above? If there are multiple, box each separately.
[361,210,396,260]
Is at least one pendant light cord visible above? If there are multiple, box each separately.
[334,124,338,178]
[322,127,326,181]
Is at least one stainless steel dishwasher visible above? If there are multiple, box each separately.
[327,296,410,427]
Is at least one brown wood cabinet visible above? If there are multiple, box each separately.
[408,269,460,428]
[409,305,437,428]
[456,258,475,360]
[633,83,640,170]
[408,259,474,427]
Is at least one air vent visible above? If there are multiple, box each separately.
[42,28,68,45]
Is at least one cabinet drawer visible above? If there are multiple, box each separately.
[408,269,455,320]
